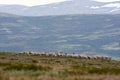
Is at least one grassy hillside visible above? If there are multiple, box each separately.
[0,14,120,59]
[0,52,120,80]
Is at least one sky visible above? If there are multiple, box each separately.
[0,0,67,6]
[0,0,119,6]
[93,0,120,2]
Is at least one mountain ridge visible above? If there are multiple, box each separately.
[0,0,120,16]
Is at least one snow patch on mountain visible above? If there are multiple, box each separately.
[90,3,120,13]
[102,3,120,8]
[110,8,120,12]
[91,6,100,9]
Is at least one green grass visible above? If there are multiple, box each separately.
[0,52,120,80]
[4,63,52,71]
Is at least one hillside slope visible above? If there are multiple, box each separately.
[0,14,120,59]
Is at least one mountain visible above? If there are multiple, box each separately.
[0,5,28,15]
[0,0,120,16]
[0,12,19,17]
[0,13,120,59]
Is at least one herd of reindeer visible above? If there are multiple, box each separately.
[19,51,112,61]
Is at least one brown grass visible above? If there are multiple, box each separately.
[0,52,120,80]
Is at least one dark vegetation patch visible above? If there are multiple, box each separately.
[4,63,52,71]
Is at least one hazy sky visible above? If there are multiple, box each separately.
[0,0,119,6]
[0,0,67,6]
[93,0,120,2]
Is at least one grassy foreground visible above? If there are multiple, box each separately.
[0,52,120,80]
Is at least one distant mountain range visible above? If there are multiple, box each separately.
[0,0,120,16]
[0,13,120,59]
